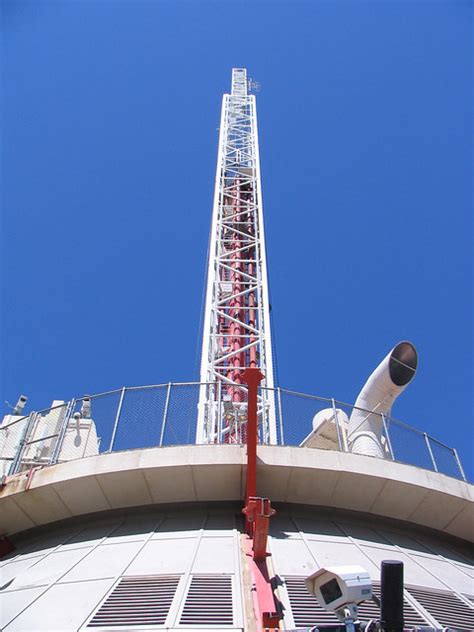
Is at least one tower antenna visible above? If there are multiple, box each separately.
[197,68,276,444]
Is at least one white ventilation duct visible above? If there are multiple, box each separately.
[348,341,418,458]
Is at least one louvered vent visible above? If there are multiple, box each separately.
[179,575,234,626]
[406,586,474,631]
[87,575,180,627]
[358,582,428,628]
[285,577,428,628]
[284,576,339,626]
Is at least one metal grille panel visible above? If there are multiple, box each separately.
[284,576,339,626]
[87,574,180,627]
[284,577,429,628]
[406,585,474,631]
[179,575,234,625]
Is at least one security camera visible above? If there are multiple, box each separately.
[13,395,28,416]
[81,397,91,419]
[306,565,372,620]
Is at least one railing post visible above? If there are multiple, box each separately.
[331,398,345,452]
[216,381,222,444]
[9,412,38,475]
[160,383,172,446]
[109,387,126,452]
[453,448,467,482]
[381,413,395,461]
[51,400,75,464]
[424,432,438,472]
[277,387,284,445]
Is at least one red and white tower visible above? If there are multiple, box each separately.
[197,68,276,445]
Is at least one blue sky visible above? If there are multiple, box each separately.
[1,1,472,476]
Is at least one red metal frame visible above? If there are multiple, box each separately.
[242,368,281,631]
[0,535,14,559]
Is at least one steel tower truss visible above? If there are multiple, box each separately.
[197,69,276,445]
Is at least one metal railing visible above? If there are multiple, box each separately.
[0,382,468,483]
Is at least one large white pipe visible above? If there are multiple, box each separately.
[348,341,418,458]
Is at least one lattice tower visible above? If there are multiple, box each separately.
[197,69,276,445]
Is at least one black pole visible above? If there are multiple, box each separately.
[380,560,404,632]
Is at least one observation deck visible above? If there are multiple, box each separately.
[1,382,473,632]
[1,382,472,540]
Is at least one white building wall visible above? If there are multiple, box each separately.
[1,504,473,631]
[0,506,243,632]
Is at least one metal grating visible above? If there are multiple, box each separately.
[87,574,180,627]
[284,576,339,626]
[358,582,428,628]
[179,574,234,626]
[406,586,474,631]
[284,577,429,628]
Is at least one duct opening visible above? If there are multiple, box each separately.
[389,342,418,387]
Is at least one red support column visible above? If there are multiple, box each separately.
[241,369,281,631]
[242,367,264,523]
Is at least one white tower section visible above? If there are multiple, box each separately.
[197,69,276,445]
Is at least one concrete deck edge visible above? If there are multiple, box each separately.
[0,445,472,541]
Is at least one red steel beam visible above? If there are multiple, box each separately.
[242,367,264,516]
[241,368,281,630]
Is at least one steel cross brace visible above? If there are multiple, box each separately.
[242,368,281,631]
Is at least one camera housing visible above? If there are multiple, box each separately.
[305,565,372,612]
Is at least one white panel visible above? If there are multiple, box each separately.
[19,528,81,556]
[105,515,161,543]
[152,515,203,538]
[307,540,379,578]
[9,548,92,590]
[378,529,432,553]
[0,535,50,566]
[60,541,143,582]
[192,538,235,573]
[0,587,45,629]
[269,515,301,539]
[293,517,346,542]
[204,513,237,534]
[125,538,196,575]
[410,554,474,594]
[61,522,119,549]
[0,556,45,587]
[269,538,318,576]
[337,522,390,545]
[4,579,114,631]
[456,562,474,579]
[360,545,446,589]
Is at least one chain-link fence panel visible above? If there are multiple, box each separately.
[79,390,124,454]
[332,401,361,454]
[260,387,280,445]
[271,388,284,445]
[1,382,468,482]
[384,417,434,472]
[278,390,336,448]
[334,401,394,459]
[428,437,464,480]
[112,385,168,451]
[160,383,200,446]
[56,398,100,462]
[0,415,30,476]
[20,404,69,471]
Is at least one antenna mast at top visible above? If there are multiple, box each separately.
[197,69,276,445]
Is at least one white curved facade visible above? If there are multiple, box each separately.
[1,446,473,630]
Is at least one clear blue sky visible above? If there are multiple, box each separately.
[1,1,472,476]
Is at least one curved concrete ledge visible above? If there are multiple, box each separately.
[0,445,472,541]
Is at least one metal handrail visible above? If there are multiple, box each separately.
[0,381,468,482]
